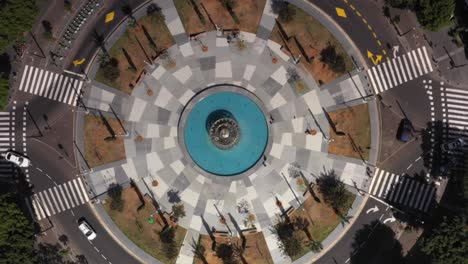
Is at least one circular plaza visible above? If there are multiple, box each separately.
[79,1,378,263]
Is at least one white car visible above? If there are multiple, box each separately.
[78,220,97,240]
[5,151,30,167]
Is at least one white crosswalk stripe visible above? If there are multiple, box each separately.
[0,112,16,178]
[18,65,83,106]
[31,178,90,220]
[369,168,435,212]
[441,84,468,163]
[367,47,433,95]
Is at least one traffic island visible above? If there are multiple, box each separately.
[327,104,371,161]
[275,185,356,260]
[95,11,175,94]
[194,231,273,264]
[83,115,126,168]
[103,187,187,264]
[270,3,354,85]
[174,0,266,35]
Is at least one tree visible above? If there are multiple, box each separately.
[171,203,186,220]
[0,73,9,111]
[107,184,124,212]
[421,215,468,264]
[216,243,236,263]
[159,227,175,243]
[385,0,417,9]
[416,0,455,31]
[0,194,37,264]
[0,0,38,54]
[320,44,346,73]
[317,170,349,210]
[42,20,53,40]
[278,3,296,23]
[278,233,302,257]
[101,56,120,82]
[146,3,164,23]
[308,240,323,253]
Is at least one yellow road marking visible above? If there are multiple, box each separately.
[373,32,377,38]
[336,7,347,18]
[72,58,86,66]
[382,50,387,55]
[356,11,362,17]
[105,11,115,23]
[350,4,356,10]
[362,18,367,24]
[377,40,382,46]
[368,25,373,30]
[367,50,383,65]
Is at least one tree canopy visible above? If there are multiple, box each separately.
[421,215,468,264]
[385,0,455,31]
[416,0,456,31]
[0,0,38,54]
[0,194,36,264]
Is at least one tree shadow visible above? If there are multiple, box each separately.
[37,243,74,264]
[350,220,403,264]
[167,189,181,204]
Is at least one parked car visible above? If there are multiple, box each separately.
[441,138,465,152]
[396,118,413,142]
[78,219,96,240]
[4,151,30,167]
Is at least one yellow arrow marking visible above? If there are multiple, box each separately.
[73,58,86,67]
[367,50,382,65]
[105,11,115,23]
[336,7,347,18]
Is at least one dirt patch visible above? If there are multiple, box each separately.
[95,14,175,94]
[103,188,187,264]
[84,115,126,168]
[286,185,356,260]
[328,104,371,160]
[194,232,273,264]
[270,4,354,85]
[174,0,213,35]
[175,0,266,34]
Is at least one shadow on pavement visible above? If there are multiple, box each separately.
[350,220,403,264]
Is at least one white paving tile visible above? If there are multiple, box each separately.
[215,61,232,79]
[173,65,193,84]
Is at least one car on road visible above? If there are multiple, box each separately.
[78,219,97,240]
[396,118,413,142]
[441,138,464,152]
[4,151,30,167]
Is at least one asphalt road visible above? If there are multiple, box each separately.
[11,0,442,263]
[63,0,148,72]
[315,198,397,264]
[48,204,140,264]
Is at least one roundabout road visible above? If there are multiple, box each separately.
[10,0,447,263]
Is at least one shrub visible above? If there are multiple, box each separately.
[320,44,346,73]
[101,57,120,81]
[317,170,349,210]
[107,184,124,212]
[278,3,296,23]
[278,233,303,257]
[216,243,234,261]
[159,227,175,243]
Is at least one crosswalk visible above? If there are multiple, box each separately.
[18,65,84,106]
[367,46,434,95]
[441,83,468,158]
[0,112,16,178]
[369,168,435,212]
[30,178,90,220]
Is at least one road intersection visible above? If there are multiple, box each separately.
[3,0,465,263]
